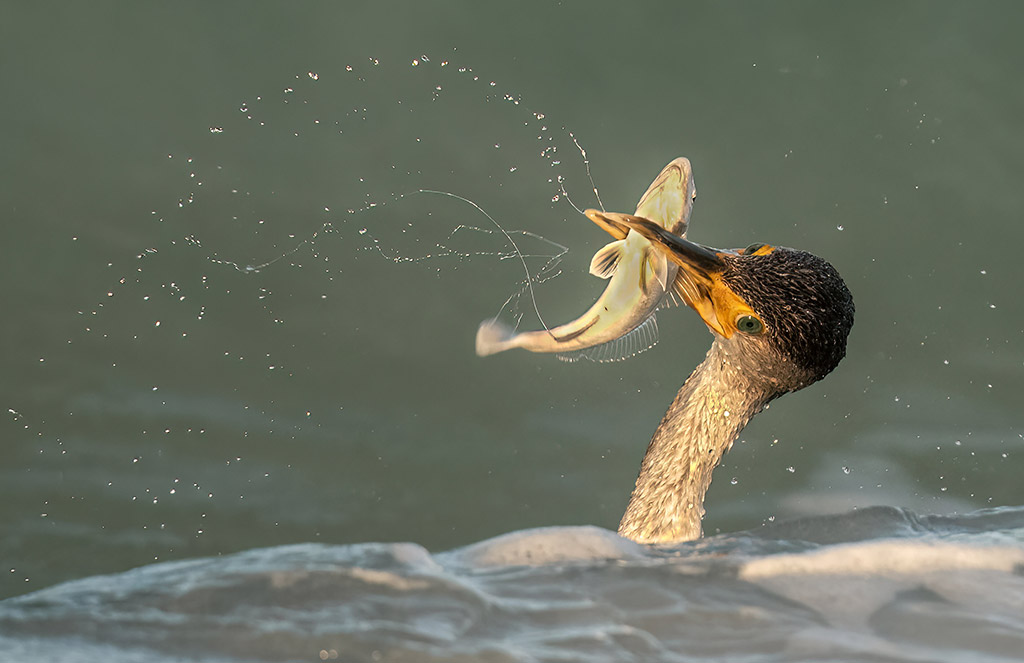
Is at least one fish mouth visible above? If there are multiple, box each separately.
[609,215,759,338]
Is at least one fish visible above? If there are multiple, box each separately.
[475,157,697,362]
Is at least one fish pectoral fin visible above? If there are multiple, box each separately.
[640,248,670,295]
[589,239,627,279]
[584,209,631,240]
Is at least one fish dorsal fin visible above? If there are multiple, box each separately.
[557,313,660,363]
[640,247,670,294]
[671,265,701,307]
[658,286,685,309]
[589,239,626,279]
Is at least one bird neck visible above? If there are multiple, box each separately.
[618,340,773,544]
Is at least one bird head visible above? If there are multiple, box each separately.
[614,215,855,394]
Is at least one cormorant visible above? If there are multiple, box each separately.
[609,214,854,543]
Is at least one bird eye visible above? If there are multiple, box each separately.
[744,243,765,255]
[735,314,764,334]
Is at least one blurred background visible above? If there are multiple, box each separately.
[2,1,1022,599]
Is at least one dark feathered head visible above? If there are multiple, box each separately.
[611,216,854,393]
[722,246,854,385]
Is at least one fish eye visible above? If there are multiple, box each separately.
[744,243,765,255]
[735,314,764,335]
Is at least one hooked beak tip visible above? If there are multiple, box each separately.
[611,215,725,274]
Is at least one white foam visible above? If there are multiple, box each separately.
[741,539,1024,578]
[449,525,649,567]
[740,539,1024,631]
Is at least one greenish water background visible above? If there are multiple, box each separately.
[2,1,1023,600]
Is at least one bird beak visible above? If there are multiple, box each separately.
[605,214,744,338]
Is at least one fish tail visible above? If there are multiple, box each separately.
[475,318,519,356]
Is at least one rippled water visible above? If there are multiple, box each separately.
[4,506,1024,662]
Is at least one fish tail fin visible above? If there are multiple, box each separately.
[589,239,627,279]
[476,318,518,356]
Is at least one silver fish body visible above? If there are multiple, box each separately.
[476,157,696,362]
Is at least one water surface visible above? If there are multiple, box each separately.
[3,507,1024,662]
